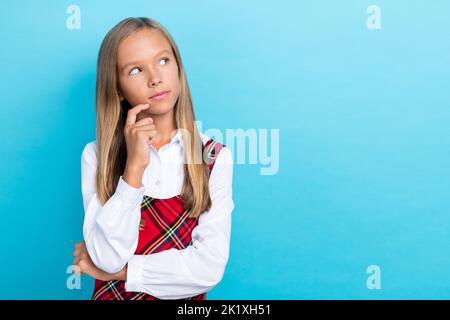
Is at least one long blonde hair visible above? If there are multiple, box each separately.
[95,17,211,218]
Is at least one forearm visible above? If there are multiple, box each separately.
[83,176,145,273]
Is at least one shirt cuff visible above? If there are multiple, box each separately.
[116,176,145,205]
[125,255,144,292]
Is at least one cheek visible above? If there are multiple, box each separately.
[120,76,141,90]
[168,68,181,95]
[118,77,145,101]
[118,77,133,95]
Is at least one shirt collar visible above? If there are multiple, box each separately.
[170,129,209,150]
[170,129,183,146]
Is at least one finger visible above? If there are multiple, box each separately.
[131,128,156,141]
[130,125,155,134]
[139,130,158,146]
[125,104,150,126]
[132,122,155,132]
[73,265,82,274]
[75,241,85,249]
[133,117,154,128]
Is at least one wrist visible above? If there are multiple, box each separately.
[113,265,128,281]
[123,165,145,189]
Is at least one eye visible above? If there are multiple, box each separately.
[159,57,170,65]
[129,67,141,75]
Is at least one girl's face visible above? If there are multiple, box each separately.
[116,28,180,116]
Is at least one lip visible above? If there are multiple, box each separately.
[149,90,170,101]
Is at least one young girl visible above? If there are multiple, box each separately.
[71,17,234,300]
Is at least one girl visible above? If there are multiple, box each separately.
[72,17,234,300]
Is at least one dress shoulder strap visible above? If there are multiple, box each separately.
[203,138,225,174]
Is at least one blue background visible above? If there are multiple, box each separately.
[1,0,449,299]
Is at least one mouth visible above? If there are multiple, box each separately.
[149,90,170,101]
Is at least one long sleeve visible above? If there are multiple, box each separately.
[81,142,145,274]
[124,146,234,299]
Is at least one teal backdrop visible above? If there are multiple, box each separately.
[0,0,449,299]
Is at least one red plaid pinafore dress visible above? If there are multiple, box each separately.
[91,138,224,300]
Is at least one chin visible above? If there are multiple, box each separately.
[146,104,175,116]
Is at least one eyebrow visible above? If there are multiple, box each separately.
[119,49,172,72]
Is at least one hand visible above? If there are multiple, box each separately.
[123,103,157,171]
[72,241,127,282]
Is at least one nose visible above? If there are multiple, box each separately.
[150,80,162,87]
[147,70,163,88]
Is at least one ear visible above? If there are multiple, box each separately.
[117,90,124,101]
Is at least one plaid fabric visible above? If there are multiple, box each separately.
[91,138,224,300]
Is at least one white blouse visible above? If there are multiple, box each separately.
[81,131,234,299]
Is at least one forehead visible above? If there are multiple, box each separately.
[117,28,172,64]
